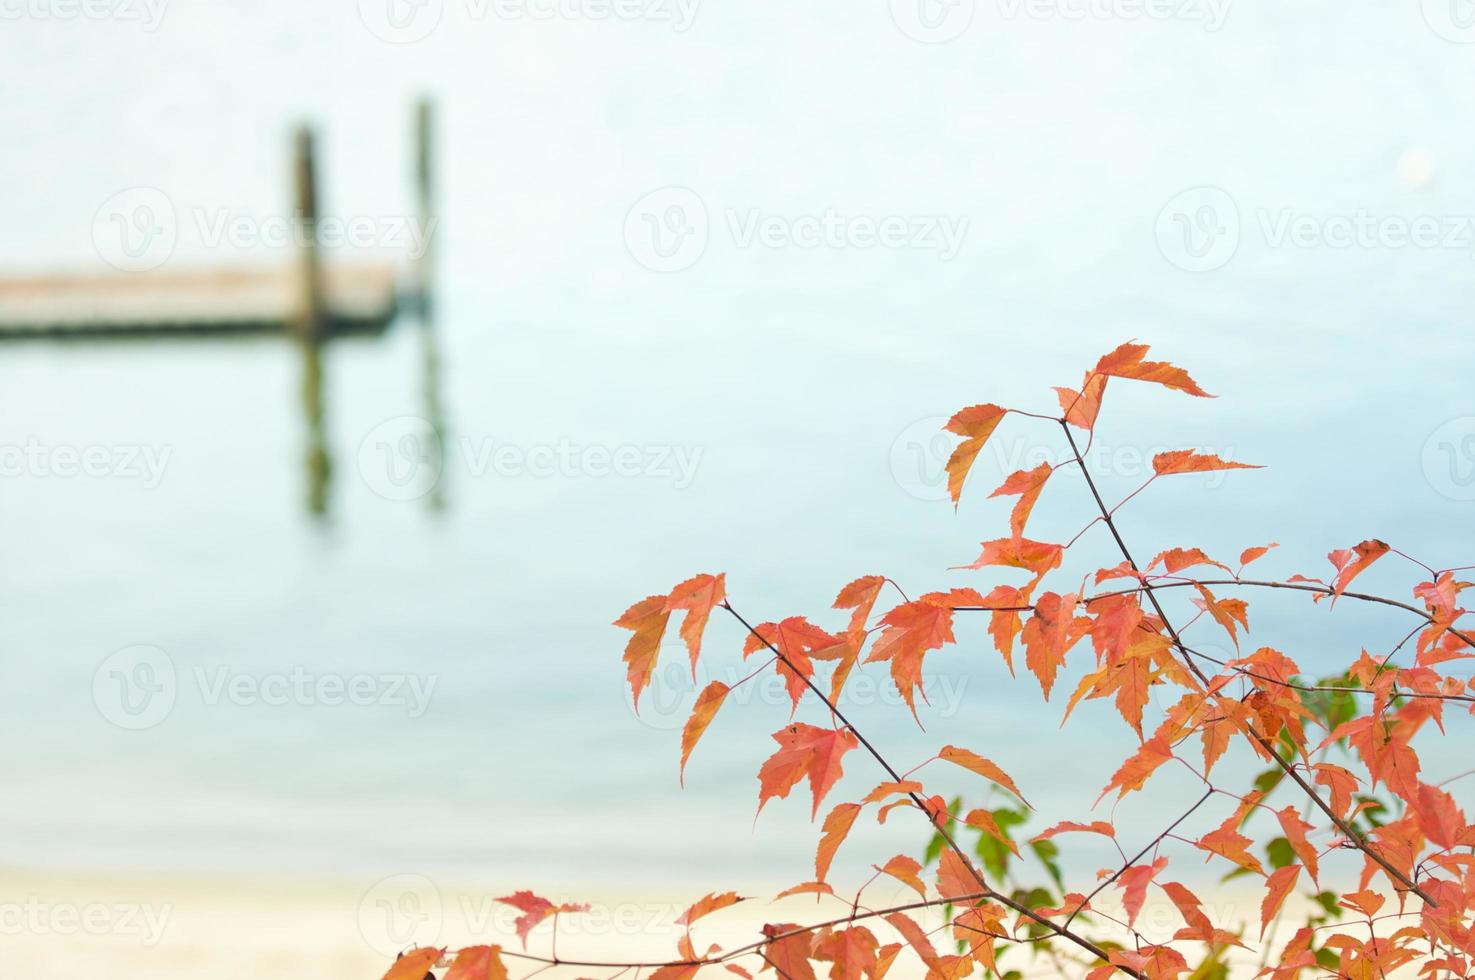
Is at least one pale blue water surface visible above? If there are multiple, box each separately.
[0,0,1472,901]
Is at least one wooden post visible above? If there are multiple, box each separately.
[294,125,331,517]
[414,98,435,317]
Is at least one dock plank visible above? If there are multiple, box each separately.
[0,264,402,339]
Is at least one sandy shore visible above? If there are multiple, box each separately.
[0,868,1321,979]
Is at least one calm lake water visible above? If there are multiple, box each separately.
[0,0,1473,899]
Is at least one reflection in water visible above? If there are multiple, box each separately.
[415,99,448,515]
[293,125,332,519]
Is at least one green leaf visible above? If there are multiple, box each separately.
[1266,836,1295,870]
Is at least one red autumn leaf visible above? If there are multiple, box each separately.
[680,680,731,784]
[744,617,842,714]
[1193,584,1249,649]
[864,597,958,719]
[860,780,925,804]
[384,949,445,980]
[666,573,727,675]
[1195,821,1265,877]
[884,912,941,970]
[977,584,1030,674]
[816,802,861,881]
[834,575,887,637]
[989,463,1053,539]
[1097,734,1173,803]
[761,924,818,980]
[962,809,1020,859]
[936,848,982,900]
[1031,820,1115,843]
[938,745,1030,807]
[1328,539,1390,602]
[1094,341,1212,397]
[1274,806,1319,883]
[444,946,508,980]
[944,404,1008,507]
[1239,542,1278,570]
[1149,547,1231,576]
[813,926,881,980]
[1415,781,1467,849]
[679,891,744,927]
[496,892,590,949]
[1119,856,1168,928]
[648,967,700,980]
[957,537,1064,582]
[757,723,860,819]
[615,594,671,713]
[1260,865,1301,938]
[775,881,834,900]
[1020,592,1091,699]
[1152,450,1261,477]
[875,855,926,897]
[1055,371,1108,430]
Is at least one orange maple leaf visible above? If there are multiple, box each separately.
[384,949,445,980]
[989,463,1054,540]
[444,946,508,980]
[1055,371,1108,430]
[495,891,590,948]
[744,617,842,715]
[1020,592,1091,699]
[679,680,731,784]
[757,723,860,819]
[1152,450,1261,477]
[666,573,727,675]
[943,404,1008,507]
[1328,539,1390,602]
[1094,341,1212,397]
[615,594,671,713]
[815,802,861,881]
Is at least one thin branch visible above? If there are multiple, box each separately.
[721,601,1140,978]
[1056,421,1438,908]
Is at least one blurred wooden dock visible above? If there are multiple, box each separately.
[0,263,401,339]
